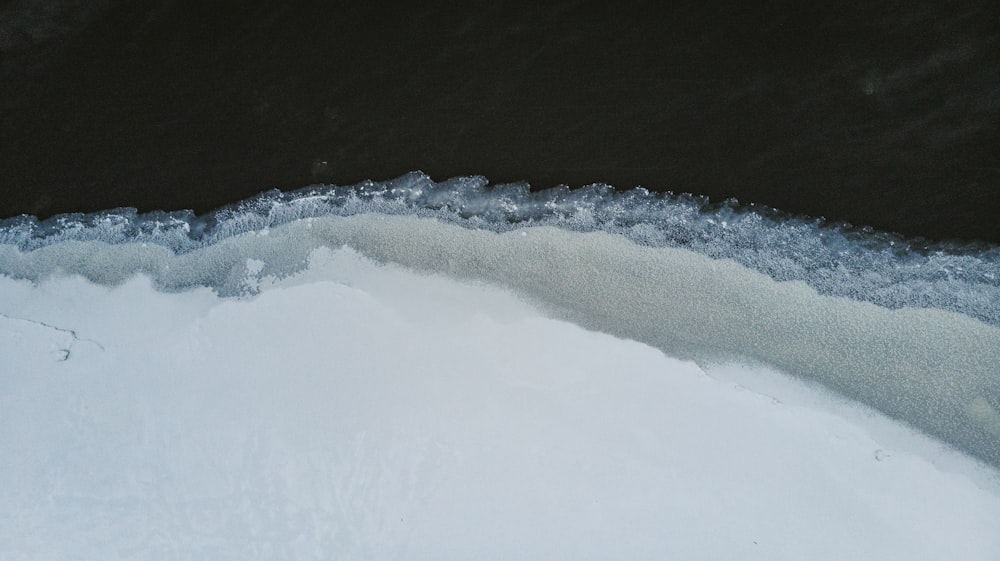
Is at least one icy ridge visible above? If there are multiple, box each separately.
[1,171,998,326]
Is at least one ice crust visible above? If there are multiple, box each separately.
[2,172,998,326]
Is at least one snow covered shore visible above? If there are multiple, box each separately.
[2,237,998,560]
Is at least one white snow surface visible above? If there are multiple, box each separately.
[2,241,999,560]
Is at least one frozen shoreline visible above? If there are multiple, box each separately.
[2,242,998,559]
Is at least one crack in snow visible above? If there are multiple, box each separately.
[0,312,105,360]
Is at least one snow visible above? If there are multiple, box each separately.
[2,242,999,560]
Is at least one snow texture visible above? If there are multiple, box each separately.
[2,243,999,560]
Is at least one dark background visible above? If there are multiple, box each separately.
[2,0,998,243]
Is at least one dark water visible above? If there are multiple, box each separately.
[2,0,998,243]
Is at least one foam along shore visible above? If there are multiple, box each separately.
[2,238,999,559]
